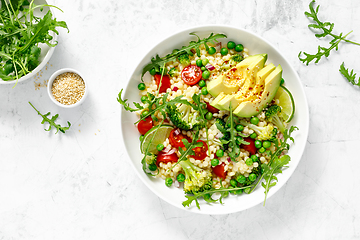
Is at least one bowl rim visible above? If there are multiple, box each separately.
[47,68,88,108]
[120,24,310,214]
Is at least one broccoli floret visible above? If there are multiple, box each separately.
[265,105,287,134]
[145,153,157,165]
[230,54,244,63]
[239,119,276,141]
[168,67,178,77]
[166,103,200,130]
[177,53,191,66]
[179,159,213,194]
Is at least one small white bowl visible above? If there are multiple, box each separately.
[47,68,88,108]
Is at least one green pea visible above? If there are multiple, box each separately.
[250,132,257,139]
[137,83,146,91]
[235,189,243,195]
[251,155,259,162]
[202,58,209,66]
[141,95,148,103]
[216,149,224,157]
[156,144,164,151]
[236,175,246,184]
[250,116,259,125]
[220,48,229,56]
[236,124,244,132]
[245,158,253,166]
[141,110,149,118]
[177,173,185,183]
[208,47,216,55]
[202,70,210,79]
[263,140,271,149]
[198,80,206,88]
[149,68,156,76]
[201,66,207,71]
[196,59,203,67]
[249,173,257,182]
[265,150,272,156]
[230,179,238,187]
[235,44,244,52]
[205,112,213,120]
[139,135,144,142]
[211,158,219,166]
[201,87,208,95]
[244,187,251,194]
[227,41,236,49]
[259,147,266,153]
[280,78,285,85]
[254,140,262,149]
[165,177,173,187]
[148,164,157,171]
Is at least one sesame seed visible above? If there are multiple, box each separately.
[51,72,85,105]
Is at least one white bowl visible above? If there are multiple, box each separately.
[0,0,57,85]
[120,25,309,215]
[47,68,88,108]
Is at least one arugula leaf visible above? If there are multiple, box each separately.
[182,182,251,209]
[227,103,241,161]
[29,102,71,134]
[141,33,227,80]
[298,0,360,65]
[339,62,360,87]
[261,155,290,205]
[117,89,144,112]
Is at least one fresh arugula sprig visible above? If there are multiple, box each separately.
[227,103,244,161]
[182,181,251,209]
[339,62,360,87]
[141,33,227,80]
[0,0,68,84]
[29,102,71,134]
[117,89,144,112]
[250,125,298,204]
[298,0,360,65]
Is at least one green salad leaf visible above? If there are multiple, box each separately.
[0,0,68,84]
[29,102,71,134]
[339,62,360,87]
[141,33,227,80]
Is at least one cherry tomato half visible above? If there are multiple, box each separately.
[242,137,257,155]
[213,162,227,180]
[190,140,208,160]
[154,74,171,93]
[169,129,192,148]
[205,101,220,113]
[156,150,179,166]
[137,116,153,135]
[181,65,202,85]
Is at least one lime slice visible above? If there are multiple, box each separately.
[274,85,295,123]
[140,125,174,154]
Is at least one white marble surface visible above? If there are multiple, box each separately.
[1,0,360,239]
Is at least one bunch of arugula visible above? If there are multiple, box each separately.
[299,0,360,87]
[141,33,226,80]
[0,0,68,85]
[29,102,71,134]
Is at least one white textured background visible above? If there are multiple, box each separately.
[1,0,360,239]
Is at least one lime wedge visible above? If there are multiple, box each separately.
[274,85,295,123]
[140,125,174,154]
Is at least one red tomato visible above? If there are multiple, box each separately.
[242,137,256,155]
[190,140,208,160]
[181,65,202,85]
[205,101,220,113]
[213,162,227,180]
[154,74,171,93]
[156,150,179,166]
[137,116,153,135]
[169,129,192,148]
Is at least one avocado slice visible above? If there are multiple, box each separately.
[217,54,267,110]
[207,54,264,97]
[210,92,227,110]
[233,65,282,118]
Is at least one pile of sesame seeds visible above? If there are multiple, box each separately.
[51,72,85,105]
